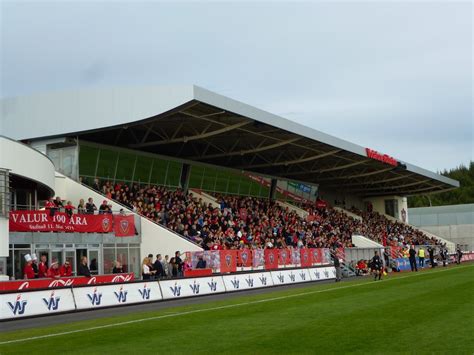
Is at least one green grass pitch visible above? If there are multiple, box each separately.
[1,265,473,354]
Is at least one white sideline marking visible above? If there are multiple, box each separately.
[1,265,472,345]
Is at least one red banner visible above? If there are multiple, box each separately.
[9,211,113,233]
[278,248,292,265]
[220,250,237,273]
[300,248,313,267]
[238,249,252,267]
[311,248,323,264]
[113,215,135,237]
[264,249,279,270]
[0,273,134,292]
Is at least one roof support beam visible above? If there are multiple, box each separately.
[363,184,445,197]
[189,137,300,160]
[350,179,431,192]
[324,173,414,188]
[316,167,395,181]
[284,159,369,176]
[238,149,341,169]
[129,121,250,148]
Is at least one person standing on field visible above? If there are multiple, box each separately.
[370,251,383,281]
[409,246,418,272]
[418,248,425,268]
[428,247,435,268]
[332,249,342,282]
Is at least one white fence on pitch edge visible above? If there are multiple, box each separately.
[0,266,336,320]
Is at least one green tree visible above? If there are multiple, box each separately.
[408,161,474,207]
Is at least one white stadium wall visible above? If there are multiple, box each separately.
[0,137,56,275]
[0,137,55,193]
[409,204,474,251]
[54,172,203,259]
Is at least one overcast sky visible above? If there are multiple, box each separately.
[1,0,472,172]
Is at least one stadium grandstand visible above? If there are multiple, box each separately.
[0,85,462,285]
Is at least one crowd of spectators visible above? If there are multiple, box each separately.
[22,254,93,280]
[85,179,438,251]
[44,195,114,215]
[349,208,440,247]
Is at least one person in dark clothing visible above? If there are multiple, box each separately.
[31,254,39,278]
[78,256,92,277]
[153,254,164,279]
[409,246,418,272]
[196,256,207,269]
[331,250,342,282]
[371,251,383,281]
[456,247,463,264]
[175,251,183,277]
[440,246,448,267]
[85,198,97,214]
[99,200,110,214]
[428,247,436,268]
[112,261,124,274]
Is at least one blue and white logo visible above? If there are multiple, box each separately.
[230,277,240,289]
[87,288,103,306]
[190,281,200,295]
[277,273,285,283]
[299,272,306,281]
[170,284,181,297]
[259,275,267,286]
[114,286,128,303]
[207,280,218,292]
[42,291,60,311]
[245,276,254,287]
[8,295,27,315]
[289,273,296,282]
[138,284,151,300]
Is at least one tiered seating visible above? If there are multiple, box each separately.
[90,180,438,249]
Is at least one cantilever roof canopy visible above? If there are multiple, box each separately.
[1,85,459,197]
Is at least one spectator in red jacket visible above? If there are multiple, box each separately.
[23,254,35,279]
[45,197,56,217]
[59,261,73,277]
[38,254,48,278]
[47,261,61,279]
[64,201,75,218]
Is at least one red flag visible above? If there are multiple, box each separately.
[114,215,135,237]
[238,249,252,267]
[264,249,279,270]
[311,248,323,264]
[300,248,313,267]
[220,250,237,273]
[278,248,292,265]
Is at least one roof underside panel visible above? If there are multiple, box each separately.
[74,99,458,197]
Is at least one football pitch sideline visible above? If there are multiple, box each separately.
[1,264,473,354]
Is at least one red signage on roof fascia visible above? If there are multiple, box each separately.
[365,148,398,167]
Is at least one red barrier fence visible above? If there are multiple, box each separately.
[0,273,135,292]
[9,210,135,236]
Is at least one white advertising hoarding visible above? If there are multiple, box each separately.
[0,288,75,319]
[222,272,274,292]
[73,282,162,310]
[159,276,226,299]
